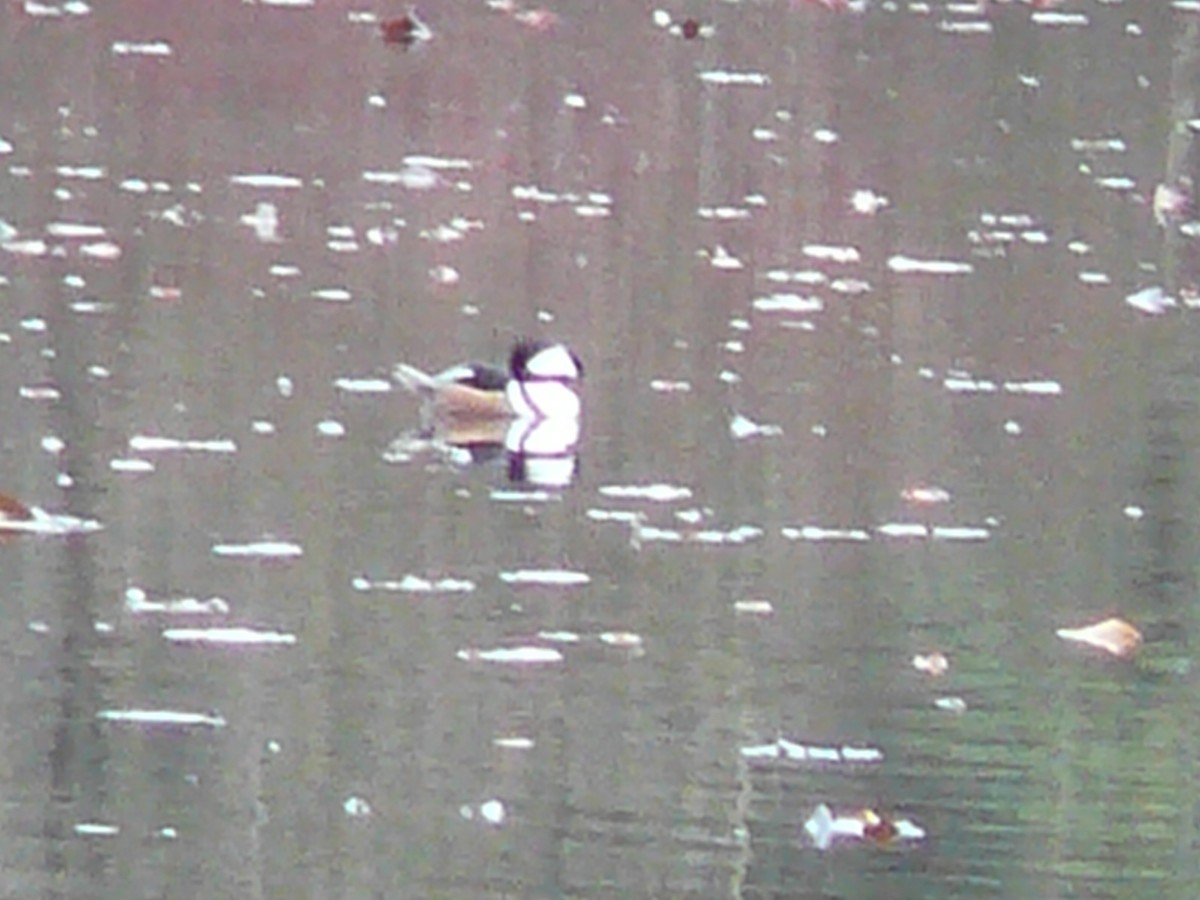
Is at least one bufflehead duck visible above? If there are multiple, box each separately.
[394,339,583,421]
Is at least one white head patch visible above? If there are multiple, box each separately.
[525,344,581,381]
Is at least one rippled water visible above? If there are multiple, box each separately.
[3,1,1200,897]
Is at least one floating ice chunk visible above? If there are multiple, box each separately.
[538,630,581,644]
[931,526,991,541]
[877,522,929,538]
[780,526,870,542]
[730,414,782,439]
[230,173,303,189]
[46,222,106,238]
[130,435,237,453]
[1033,10,1088,26]
[599,631,643,649]
[111,40,173,56]
[0,504,102,535]
[343,796,372,818]
[3,239,48,256]
[499,569,590,586]
[698,70,770,86]
[1003,379,1062,396]
[334,377,392,393]
[698,205,751,221]
[935,696,968,713]
[753,293,823,313]
[316,420,345,437]
[943,376,997,393]
[734,599,774,615]
[212,540,303,559]
[456,646,564,665]
[690,525,763,544]
[740,738,883,765]
[803,244,859,264]
[937,19,992,34]
[56,165,105,180]
[80,240,121,259]
[494,736,535,749]
[312,288,352,303]
[1125,285,1174,315]
[599,484,692,502]
[125,588,230,615]
[110,458,155,473]
[163,627,296,646]
[901,486,950,504]
[1095,175,1136,192]
[240,202,280,241]
[849,188,889,214]
[459,799,506,825]
[402,154,473,171]
[74,822,119,837]
[887,255,973,275]
[1071,136,1126,153]
[707,245,743,270]
[352,574,476,593]
[586,508,644,523]
[766,269,826,285]
[20,384,60,400]
[97,709,226,728]
[1079,271,1110,285]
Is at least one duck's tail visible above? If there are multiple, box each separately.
[393,363,438,395]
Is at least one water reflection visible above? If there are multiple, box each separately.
[3,0,1200,897]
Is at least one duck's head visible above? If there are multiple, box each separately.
[509,340,583,385]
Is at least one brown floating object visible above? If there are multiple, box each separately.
[859,809,899,845]
[1056,617,1143,659]
[0,493,34,523]
[380,9,432,46]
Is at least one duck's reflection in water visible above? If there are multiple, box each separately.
[385,416,580,489]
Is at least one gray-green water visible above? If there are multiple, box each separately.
[2,2,1200,897]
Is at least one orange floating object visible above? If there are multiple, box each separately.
[1056,617,1142,659]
